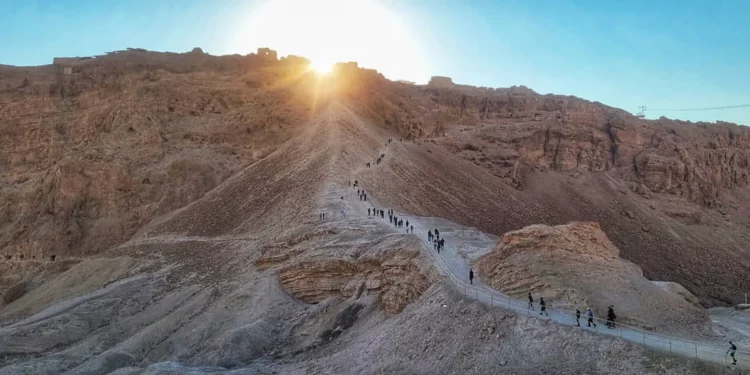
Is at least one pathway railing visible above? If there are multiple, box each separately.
[419,232,750,369]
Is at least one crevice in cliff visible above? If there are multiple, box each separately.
[605,122,618,169]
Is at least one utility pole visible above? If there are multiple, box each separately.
[635,106,647,119]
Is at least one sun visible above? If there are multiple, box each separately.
[310,60,333,74]
[230,0,429,83]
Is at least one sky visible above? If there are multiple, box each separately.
[1,0,748,125]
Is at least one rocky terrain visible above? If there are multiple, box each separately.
[0,47,748,373]
[476,221,710,334]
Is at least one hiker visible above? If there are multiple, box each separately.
[357,188,360,195]
[406,220,410,229]
[366,162,370,168]
[348,180,351,187]
[539,297,549,316]
[381,210,384,218]
[575,308,581,327]
[410,225,414,234]
[399,219,403,228]
[469,269,474,285]
[728,341,738,365]
[364,193,367,202]
[439,238,445,250]
[354,180,358,187]
[587,308,597,327]
[428,230,433,241]
[368,208,371,216]
[528,293,534,310]
[389,215,393,223]
[606,305,616,329]
[435,228,440,239]
[433,238,438,251]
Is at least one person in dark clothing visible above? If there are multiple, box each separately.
[435,228,440,238]
[389,215,393,223]
[439,238,445,250]
[364,194,367,202]
[606,306,616,329]
[428,230,433,242]
[410,225,414,234]
[587,308,597,327]
[469,269,474,285]
[528,293,534,310]
[539,297,549,316]
[575,308,581,327]
[368,208,371,216]
[406,220,410,228]
[728,341,738,365]
[381,210,384,218]
[399,219,403,227]
[433,238,438,251]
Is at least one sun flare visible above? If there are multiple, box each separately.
[231,0,428,82]
[310,60,333,74]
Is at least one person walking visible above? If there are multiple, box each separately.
[410,225,414,234]
[575,308,581,327]
[439,238,445,251]
[539,297,549,316]
[606,305,616,329]
[527,293,534,310]
[587,308,597,328]
[368,208,371,216]
[728,341,738,366]
[428,230,433,242]
[469,269,474,285]
[435,228,440,239]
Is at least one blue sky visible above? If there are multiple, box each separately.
[1,0,748,124]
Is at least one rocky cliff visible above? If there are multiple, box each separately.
[0,49,317,260]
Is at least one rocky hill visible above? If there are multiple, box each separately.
[0,47,747,374]
[476,221,709,334]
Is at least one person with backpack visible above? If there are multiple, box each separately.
[587,308,597,328]
[539,297,549,316]
[728,341,738,366]
[606,305,616,329]
[469,269,474,285]
[575,308,581,327]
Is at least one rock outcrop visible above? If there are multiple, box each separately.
[477,222,710,332]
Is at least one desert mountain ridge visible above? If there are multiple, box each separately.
[2,46,750,308]
[0,45,749,374]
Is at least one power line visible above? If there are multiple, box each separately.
[649,104,750,112]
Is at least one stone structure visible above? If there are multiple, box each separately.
[257,48,278,60]
[428,76,455,88]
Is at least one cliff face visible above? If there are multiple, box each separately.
[359,82,750,208]
[0,50,317,260]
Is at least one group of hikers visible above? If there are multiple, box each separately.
[357,189,368,201]
[427,229,446,253]
[528,293,614,329]
[345,177,741,366]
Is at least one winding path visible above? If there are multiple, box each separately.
[340,174,747,370]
